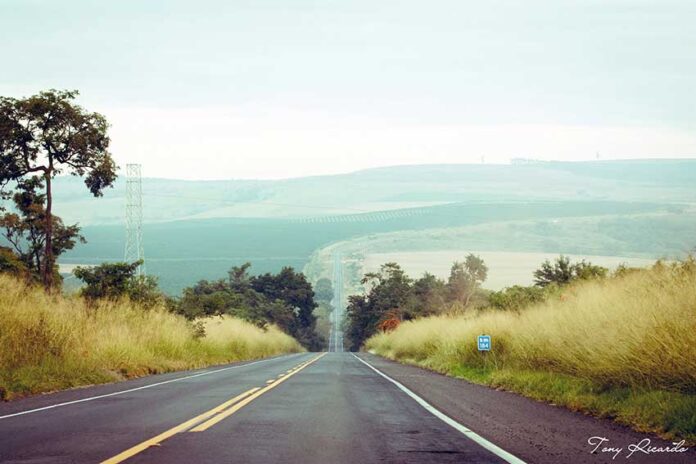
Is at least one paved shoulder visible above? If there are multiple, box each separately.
[358,353,694,464]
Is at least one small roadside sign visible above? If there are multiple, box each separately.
[478,335,491,351]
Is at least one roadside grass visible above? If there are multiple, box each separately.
[0,275,302,400]
[366,261,696,443]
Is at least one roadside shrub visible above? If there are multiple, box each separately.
[487,285,549,311]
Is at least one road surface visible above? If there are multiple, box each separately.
[328,251,345,353]
[0,352,691,463]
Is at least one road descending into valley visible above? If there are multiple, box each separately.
[0,352,692,464]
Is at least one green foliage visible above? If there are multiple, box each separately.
[410,272,447,317]
[346,259,490,350]
[447,254,488,304]
[0,89,116,288]
[73,260,161,308]
[346,253,620,350]
[251,267,318,329]
[347,254,615,350]
[488,285,548,311]
[0,246,28,278]
[172,263,324,350]
[574,260,609,281]
[124,275,164,309]
[534,255,608,287]
[0,177,83,282]
[314,278,333,303]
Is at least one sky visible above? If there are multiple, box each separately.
[1,0,695,179]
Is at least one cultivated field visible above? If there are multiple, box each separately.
[363,250,656,289]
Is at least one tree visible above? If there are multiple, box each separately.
[409,272,447,317]
[574,261,608,281]
[448,254,488,306]
[533,255,608,287]
[488,285,547,311]
[251,267,318,329]
[74,260,162,308]
[0,90,117,289]
[0,177,84,282]
[533,255,574,287]
[314,278,334,303]
[346,263,413,350]
[173,263,325,350]
[228,262,253,292]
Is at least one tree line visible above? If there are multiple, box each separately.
[170,263,324,350]
[345,254,609,350]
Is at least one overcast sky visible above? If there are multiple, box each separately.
[1,0,695,179]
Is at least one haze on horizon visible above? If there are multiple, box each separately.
[2,0,695,180]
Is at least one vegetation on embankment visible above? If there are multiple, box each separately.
[0,274,302,400]
[366,261,696,442]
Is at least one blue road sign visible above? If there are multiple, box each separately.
[478,335,491,351]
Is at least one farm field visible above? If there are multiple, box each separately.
[304,210,696,286]
[362,250,656,290]
[59,199,665,294]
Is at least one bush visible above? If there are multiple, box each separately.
[487,285,548,311]
[0,246,29,279]
[533,255,608,287]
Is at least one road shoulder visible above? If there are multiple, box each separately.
[357,353,694,464]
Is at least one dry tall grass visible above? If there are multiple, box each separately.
[0,275,302,399]
[366,261,696,440]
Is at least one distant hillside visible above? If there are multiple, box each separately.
[2,160,695,295]
[20,159,696,226]
[60,200,684,294]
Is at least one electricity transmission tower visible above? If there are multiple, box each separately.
[124,164,145,275]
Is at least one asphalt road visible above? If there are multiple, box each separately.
[328,251,345,353]
[0,353,692,464]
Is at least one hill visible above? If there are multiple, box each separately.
[2,160,695,294]
[36,159,696,225]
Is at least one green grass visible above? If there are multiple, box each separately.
[446,366,696,443]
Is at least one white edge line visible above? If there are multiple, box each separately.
[0,353,304,421]
[352,353,527,464]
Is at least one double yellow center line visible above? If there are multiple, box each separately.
[102,353,326,464]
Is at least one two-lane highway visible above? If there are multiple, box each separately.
[328,251,345,353]
[0,353,512,463]
[1,352,692,463]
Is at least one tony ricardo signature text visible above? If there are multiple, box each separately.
[588,436,689,459]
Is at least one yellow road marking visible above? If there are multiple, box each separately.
[190,353,326,432]
[101,354,325,463]
[101,388,259,464]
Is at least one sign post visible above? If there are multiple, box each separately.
[477,334,491,352]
